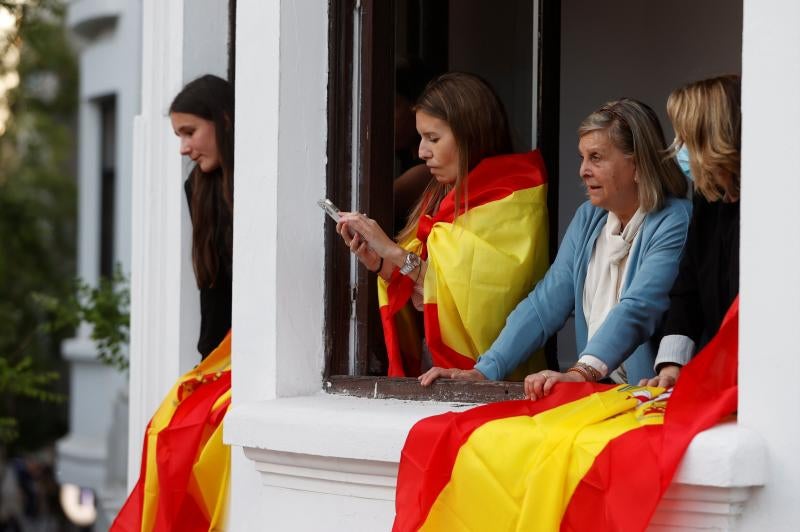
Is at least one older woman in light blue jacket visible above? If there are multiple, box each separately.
[420,98,691,399]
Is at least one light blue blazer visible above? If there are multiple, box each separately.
[474,197,692,384]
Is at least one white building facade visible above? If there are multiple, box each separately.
[57,0,141,527]
[122,0,799,530]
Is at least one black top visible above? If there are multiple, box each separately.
[184,178,232,359]
[662,194,739,351]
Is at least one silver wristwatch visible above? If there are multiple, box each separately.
[399,252,421,276]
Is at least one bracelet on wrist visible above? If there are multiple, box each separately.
[577,361,602,381]
[371,256,384,274]
[566,366,591,382]
[413,261,424,284]
[567,362,602,382]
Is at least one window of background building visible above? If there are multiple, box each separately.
[98,95,116,279]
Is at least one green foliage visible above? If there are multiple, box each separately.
[0,0,77,451]
[36,265,131,372]
[0,356,62,444]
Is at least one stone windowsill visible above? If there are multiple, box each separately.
[224,391,767,489]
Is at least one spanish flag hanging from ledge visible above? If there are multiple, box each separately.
[379,151,550,377]
[111,334,232,532]
[394,298,739,532]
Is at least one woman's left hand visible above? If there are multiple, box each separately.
[523,370,584,401]
[638,364,681,388]
[337,212,401,260]
[418,367,486,387]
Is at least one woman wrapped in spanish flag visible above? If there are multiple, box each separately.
[338,72,551,378]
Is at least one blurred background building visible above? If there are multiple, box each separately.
[55,0,140,528]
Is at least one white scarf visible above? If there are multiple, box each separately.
[583,208,646,341]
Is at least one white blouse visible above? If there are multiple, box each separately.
[580,208,646,381]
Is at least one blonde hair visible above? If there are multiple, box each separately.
[578,98,688,212]
[667,75,741,202]
[396,72,512,243]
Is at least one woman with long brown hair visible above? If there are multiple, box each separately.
[113,74,234,531]
[338,72,551,378]
[169,74,234,358]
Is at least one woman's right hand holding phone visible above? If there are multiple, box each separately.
[336,213,385,273]
[338,212,415,279]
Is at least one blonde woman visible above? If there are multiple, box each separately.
[642,75,741,388]
[422,98,691,399]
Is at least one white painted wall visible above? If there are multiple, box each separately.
[449,0,534,150]
[227,0,328,527]
[232,0,326,405]
[738,0,800,529]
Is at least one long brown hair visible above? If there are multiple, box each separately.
[667,75,741,202]
[169,74,234,288]
[396,72,513,243]
[578,98,688,212]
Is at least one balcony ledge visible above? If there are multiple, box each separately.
[225,393,766,486]
[225,393,766,530]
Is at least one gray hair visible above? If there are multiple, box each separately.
[578,98,687,212]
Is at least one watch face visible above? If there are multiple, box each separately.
[401,252,421,275]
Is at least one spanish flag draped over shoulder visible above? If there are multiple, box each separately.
[380,151,550,377]
[394,298,739,531]
[111,334,232,532]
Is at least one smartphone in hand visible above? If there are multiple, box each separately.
[317,198,342,223]
[318,198,358,239]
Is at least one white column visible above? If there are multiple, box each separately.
[738,0,800,529]
[128,0,232,494]
[228,0,328,528]
[128,0,190,488]
[230,0,327,412]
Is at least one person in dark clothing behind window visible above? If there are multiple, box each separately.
[643,75,741,388]
[170,74,234,358]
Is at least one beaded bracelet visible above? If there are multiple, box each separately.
[575,362,602,381]
[566,362,602,382]
[566,365,592,382]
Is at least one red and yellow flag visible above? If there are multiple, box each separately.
[380,151,550,377]
[394,298,739,531]
[112,334,232,532]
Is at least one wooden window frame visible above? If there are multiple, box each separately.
[324,0,561,402]
[228,0,237,85]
